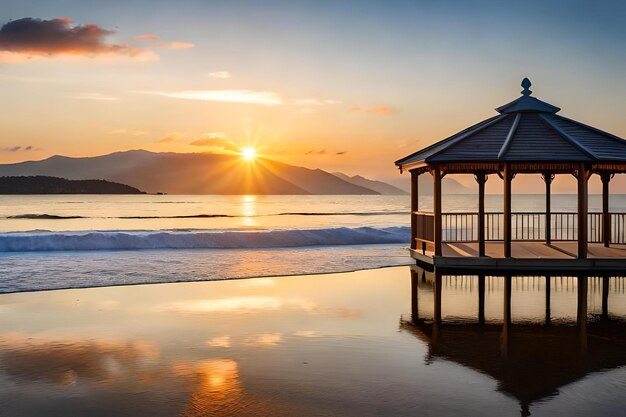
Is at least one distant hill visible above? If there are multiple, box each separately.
[0,176,144,194]
[0,151,385,195]
[383,174,470,195]
[332,172,408,195]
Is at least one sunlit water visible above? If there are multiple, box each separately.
[1,194,626,293]
[2,194,626,233]
[0,266,624,417]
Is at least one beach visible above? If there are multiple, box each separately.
[1,195,626,416]
[1,266,625,417]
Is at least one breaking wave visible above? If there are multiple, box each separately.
[0,226,410,252]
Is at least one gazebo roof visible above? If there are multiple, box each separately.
[396,78,626,170]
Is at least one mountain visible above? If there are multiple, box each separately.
[0,150,381,195]
[0,176,144,194]
[332,172,408,195]
[384,174,470,195]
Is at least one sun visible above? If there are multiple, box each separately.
[241,147,257,161]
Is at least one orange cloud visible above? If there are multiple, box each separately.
[109,129,148,136]
[141,89,283,105]
[0,17,149,62]
[189,133,238,152]
[157,132,185,143]
[157,41,195,49]
[349,106,397,115]
[135,34,159,41]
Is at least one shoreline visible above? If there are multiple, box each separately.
[0,255,415,297]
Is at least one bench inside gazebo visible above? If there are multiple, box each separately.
[396,78,626,271]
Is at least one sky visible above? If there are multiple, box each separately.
[0,0,625,192]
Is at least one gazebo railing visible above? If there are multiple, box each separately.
[439,212,620,243]
[612,213,626,244]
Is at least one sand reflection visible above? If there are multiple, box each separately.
[160,295,317,314]
[174,359,242,417]
[246,333,282,347]
[206,336,232,348]
[0,333,160,385]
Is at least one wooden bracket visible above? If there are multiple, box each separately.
[541,172,555,184]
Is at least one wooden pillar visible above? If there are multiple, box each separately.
[503,163,512,258]
[433,167,443,256]
[478,274,485,325]
[545,276,551,325]
[577,164,588,259]
[410,170,419,250]
[542,172,554,244]
[475,173,487,256]
[601,173,612,247]
[602,276,610,319]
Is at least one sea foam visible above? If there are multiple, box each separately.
[0,226,410,252]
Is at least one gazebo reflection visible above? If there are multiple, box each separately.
[402,267,626,417]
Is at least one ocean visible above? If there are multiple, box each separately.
[1,194,625,293]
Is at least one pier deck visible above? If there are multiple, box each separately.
[410,242,626,272]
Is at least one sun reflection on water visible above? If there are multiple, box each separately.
[240,195,257,227]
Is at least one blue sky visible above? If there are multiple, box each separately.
[0,0,624,190]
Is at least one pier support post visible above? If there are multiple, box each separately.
[542,172,554,244]
[410,170,419,250]
[577,275,588,354]
[475,173,487,256]
[577,164,589,259]
[503,275,512,327]
[503,164,512,258]
[602,276,610,319]
[545,276,551,325]
[411,268,419,323]
[478,274,485,325]
[433,167,443,256]
[434,272,442,325]
[500,274,512,358]
[601,172,612,247]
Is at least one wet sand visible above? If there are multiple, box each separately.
[0,266,625,417]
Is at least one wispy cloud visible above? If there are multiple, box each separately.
[189,132,239,152]
[292,98,338,106]
[2,145,38,152]
[109,129,148,136]
[157,132,185,143]
[336,151,347,155]
[349,106,397,115]
[156,41,194,49]
[0,17,154,63]
[140,89,283,105]
[305,149,327,155]
[208,71,231,79]
[135,34,159,42]
[134,34,194,49]
[68,93,118,101]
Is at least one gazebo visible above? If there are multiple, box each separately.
[395,78,626,270]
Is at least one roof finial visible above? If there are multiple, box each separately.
[521,77,532,96]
